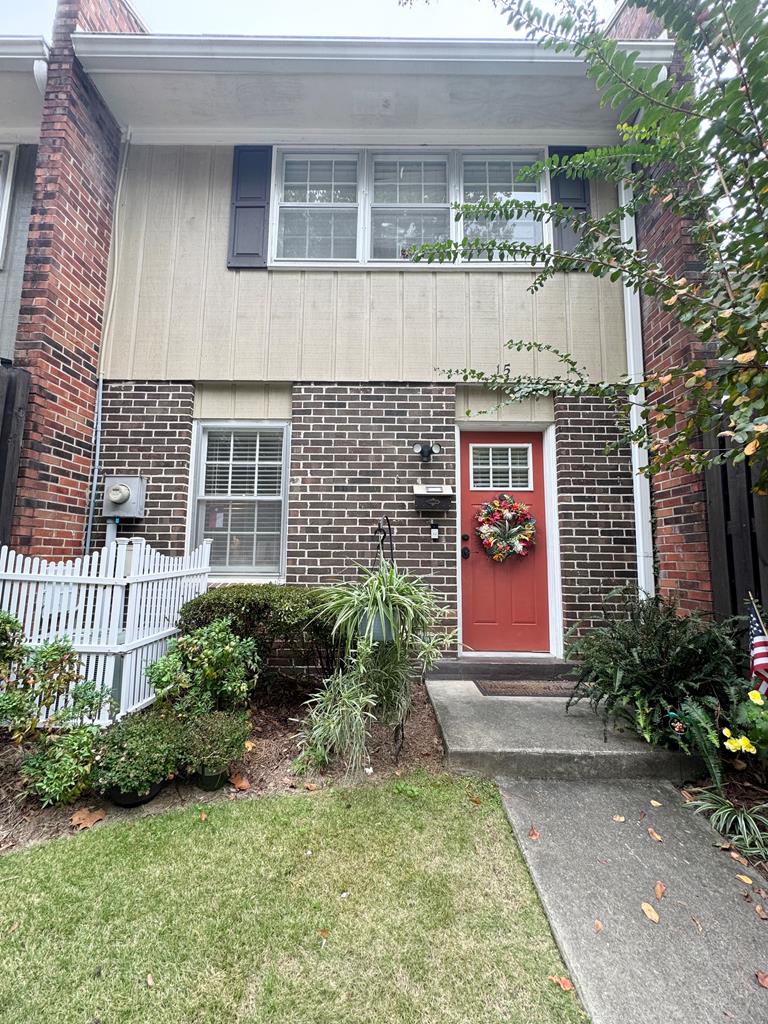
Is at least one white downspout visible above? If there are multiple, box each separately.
[619,179,655,596]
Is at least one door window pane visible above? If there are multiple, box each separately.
[471,445,532,490]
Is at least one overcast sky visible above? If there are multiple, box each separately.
[4,0,616,39]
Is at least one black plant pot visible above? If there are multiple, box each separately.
[105,781,164,808]
[192,770,229,792]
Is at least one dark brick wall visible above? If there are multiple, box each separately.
[286,383,458,634]
[554,397,638,633]
[11,0,145,557]
[91,381,195,553]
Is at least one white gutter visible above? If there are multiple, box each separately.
[72,33,676,75]
[0,36,49,71]
[619,179,655,597]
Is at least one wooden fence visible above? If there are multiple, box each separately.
[705,435,768,620]
[0,538,211,722]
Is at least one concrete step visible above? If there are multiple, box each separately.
[427,679,699,782]
[428,657,575,681]
[500,779,768,1024]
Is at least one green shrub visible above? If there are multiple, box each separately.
[1,636,110,742]
[177,584,335,675]
[147,617,259,715]
[21,727,100,807]
[0,631,110,807]
[94,709,185,797]
[0,611,25,672]
[567,589,747,788]
[185,711,251,776]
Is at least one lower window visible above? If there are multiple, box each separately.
[194,423,288,575]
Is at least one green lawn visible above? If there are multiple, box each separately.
[0,774,586,1024]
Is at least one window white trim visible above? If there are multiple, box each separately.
[469,442,533,492]
[268,145,548,267]
[0,145,18,271]
[190,419,290,579]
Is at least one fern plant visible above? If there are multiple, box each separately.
[566,590,747,790]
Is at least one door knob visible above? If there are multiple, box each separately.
[461,547,470,560]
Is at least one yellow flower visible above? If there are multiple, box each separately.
[722,727,732,738]
[724,737,741,752]
[748,690,765,705]
[741,738,757,755]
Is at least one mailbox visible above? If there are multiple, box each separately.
[412,484,453,513]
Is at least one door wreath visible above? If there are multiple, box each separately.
[475,494,537,563]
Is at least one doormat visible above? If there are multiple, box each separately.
[474,680,574,698]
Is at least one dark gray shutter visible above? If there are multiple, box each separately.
[549,146,590,251]
[228,146,272,269]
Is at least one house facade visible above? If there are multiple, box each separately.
[5,0,683,659]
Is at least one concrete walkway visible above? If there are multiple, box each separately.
[501,779,768,1024]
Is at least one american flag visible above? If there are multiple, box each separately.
[749,599,768,695]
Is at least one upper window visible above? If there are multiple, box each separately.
[276,155,359,261]
[370,157,450,260]
[194,424,288,576]
[270,148,546,265]
[462,156,543,246]
[0,145,18,271]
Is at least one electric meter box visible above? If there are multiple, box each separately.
[412,484,453,513]
[101,475,147,519]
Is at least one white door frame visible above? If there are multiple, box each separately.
[455,422,564,660]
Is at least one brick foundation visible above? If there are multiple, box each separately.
[91,381,195,553]
[286,383,458,633]
[554,397,638,633]
[11,0,145,557]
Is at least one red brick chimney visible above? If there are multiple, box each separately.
[11,0,146,557]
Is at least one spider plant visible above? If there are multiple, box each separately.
[690,790,768,861]
[313,557,443,659]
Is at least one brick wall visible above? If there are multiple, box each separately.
[11,0,145,557]
[554,397,638,633]
[287,383,458,634]
[608,7,713,613]
[607,4,663,38]
[91,381,195,553]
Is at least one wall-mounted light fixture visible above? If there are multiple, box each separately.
[412,441,442,463]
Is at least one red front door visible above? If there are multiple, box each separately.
[460,431,550,653]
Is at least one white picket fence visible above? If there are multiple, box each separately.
[0,538,211,723]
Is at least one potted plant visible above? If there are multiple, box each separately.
[94,709,184,807]
[186,711,251,790]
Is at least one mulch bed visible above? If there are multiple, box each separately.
[0,681,444,856]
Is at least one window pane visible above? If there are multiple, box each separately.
[462,157,543,247]
[372,159,447,204]
[277,208,358,260]
[371,209,450,260]
[282,157,357,205]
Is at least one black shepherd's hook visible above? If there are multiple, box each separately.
[374,515,395,564]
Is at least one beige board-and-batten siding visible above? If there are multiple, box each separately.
[101,145,628,385]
